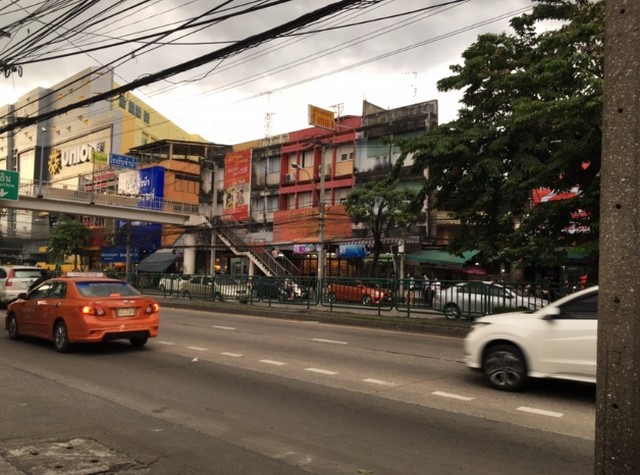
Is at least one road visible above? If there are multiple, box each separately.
[0,306,595,474]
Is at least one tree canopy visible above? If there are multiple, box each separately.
[401,0,603,267]
[48,218,92,270]
[344,179,422,276]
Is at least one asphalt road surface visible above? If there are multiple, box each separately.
[0,306,595,474]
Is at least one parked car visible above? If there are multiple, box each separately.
[4,271,160,352]
[158,274,190,294]
[0,265,48,307]
[463,286,598,391]
[252,278,308,302]
[179,275,248,301]
[326,279,392,306]
[435,281,548,319]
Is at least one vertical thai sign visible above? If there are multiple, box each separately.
[223,150,250,221]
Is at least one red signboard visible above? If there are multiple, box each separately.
[223,150,251,221]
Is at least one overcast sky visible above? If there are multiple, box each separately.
[0,0,533,145]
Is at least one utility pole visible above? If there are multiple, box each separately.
[596,2,640,472]
[317,144,326,285]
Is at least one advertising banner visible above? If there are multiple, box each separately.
[223,150,251,221]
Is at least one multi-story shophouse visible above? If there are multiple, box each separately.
[0,67,209,267]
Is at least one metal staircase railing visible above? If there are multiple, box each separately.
[211,217,300,277]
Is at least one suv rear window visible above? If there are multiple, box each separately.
[13,269,45,279]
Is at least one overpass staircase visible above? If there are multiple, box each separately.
[211,217,300,278]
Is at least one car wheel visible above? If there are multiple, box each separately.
[130,336,148,348]
[53,321,71,353]
[361,294,372,306]
[7,314,20,340]
[158,284,166,293]
[327,291,337,304]
[443,303,461,319]
[482,343,528,391]
[214,292,223,302]
[183,291,191,300]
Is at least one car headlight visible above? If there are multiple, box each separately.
[469,321,491,331]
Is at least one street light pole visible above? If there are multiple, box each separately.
[37,126,46,198]
[291,161,324,284]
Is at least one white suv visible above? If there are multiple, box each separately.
[0,265,47,306]
[464,286,598,391]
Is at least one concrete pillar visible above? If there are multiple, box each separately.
[182,234,196,275]
[596,2,640,472]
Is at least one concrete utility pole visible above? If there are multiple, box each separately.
[596,2,640,472]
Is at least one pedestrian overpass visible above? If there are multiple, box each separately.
[2,180,298,277]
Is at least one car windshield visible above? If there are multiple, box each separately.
[76,281,140,297]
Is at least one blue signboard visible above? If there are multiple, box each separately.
[101,247,139,263]
[338,245,370,259]
[109,153,138,169]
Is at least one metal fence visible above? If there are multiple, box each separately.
[120,272,586,320]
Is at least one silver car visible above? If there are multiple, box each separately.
[435,281,548,319]
[179,275,248,301]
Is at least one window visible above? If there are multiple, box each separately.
[119,96,127,109]
[30,282,53,300]
[128,101,135,115]
[560,293,598,320]
[143,111,150,124]
[134,105,142,119]
[49,282,67,299]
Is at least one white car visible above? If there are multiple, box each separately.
[436,281,548,319]
[463,286,598,391]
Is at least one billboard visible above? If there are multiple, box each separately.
[308,104,335,131]
[223,150,251,221]
[118,166,165,210]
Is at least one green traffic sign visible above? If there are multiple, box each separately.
[0,170,20,201]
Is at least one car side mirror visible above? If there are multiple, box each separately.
[543,306,561,321]
[17,292,28,300]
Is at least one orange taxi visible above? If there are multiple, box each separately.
[4,272,159,352]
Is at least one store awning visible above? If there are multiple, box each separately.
[404,249,480,266]
[135,249,176,273]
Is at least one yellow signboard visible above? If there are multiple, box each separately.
[308,105,335,131]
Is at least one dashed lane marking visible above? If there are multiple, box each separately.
[186,346,208,352]
[517,406,564,418]
[260,360,288,366]
[157,341,175,345]
[212,325,236,331]
[363,378,396,387]
[305,368,338,375]
[220,352,244,358]
[311,338,348,345]
[432,391,475,402]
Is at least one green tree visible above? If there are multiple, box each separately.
[401,0,603,267]
[344,179,422,276]
[48,218,92,271]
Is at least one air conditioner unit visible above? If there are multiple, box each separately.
[285,173,295,183]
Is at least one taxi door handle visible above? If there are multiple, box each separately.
[55,302,61,307]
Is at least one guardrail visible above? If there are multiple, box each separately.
[122,273,587,320]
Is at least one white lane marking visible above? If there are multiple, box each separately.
[311,338,348,345]
[220,352,243,358]
[517,406,564,418]
[260,359,288,366]
[157,341,175,346]
[432,391,475,402]
[363,378,396,387]
[305,368,338,375]
[186,346,207,352]
[212,325,236,331]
